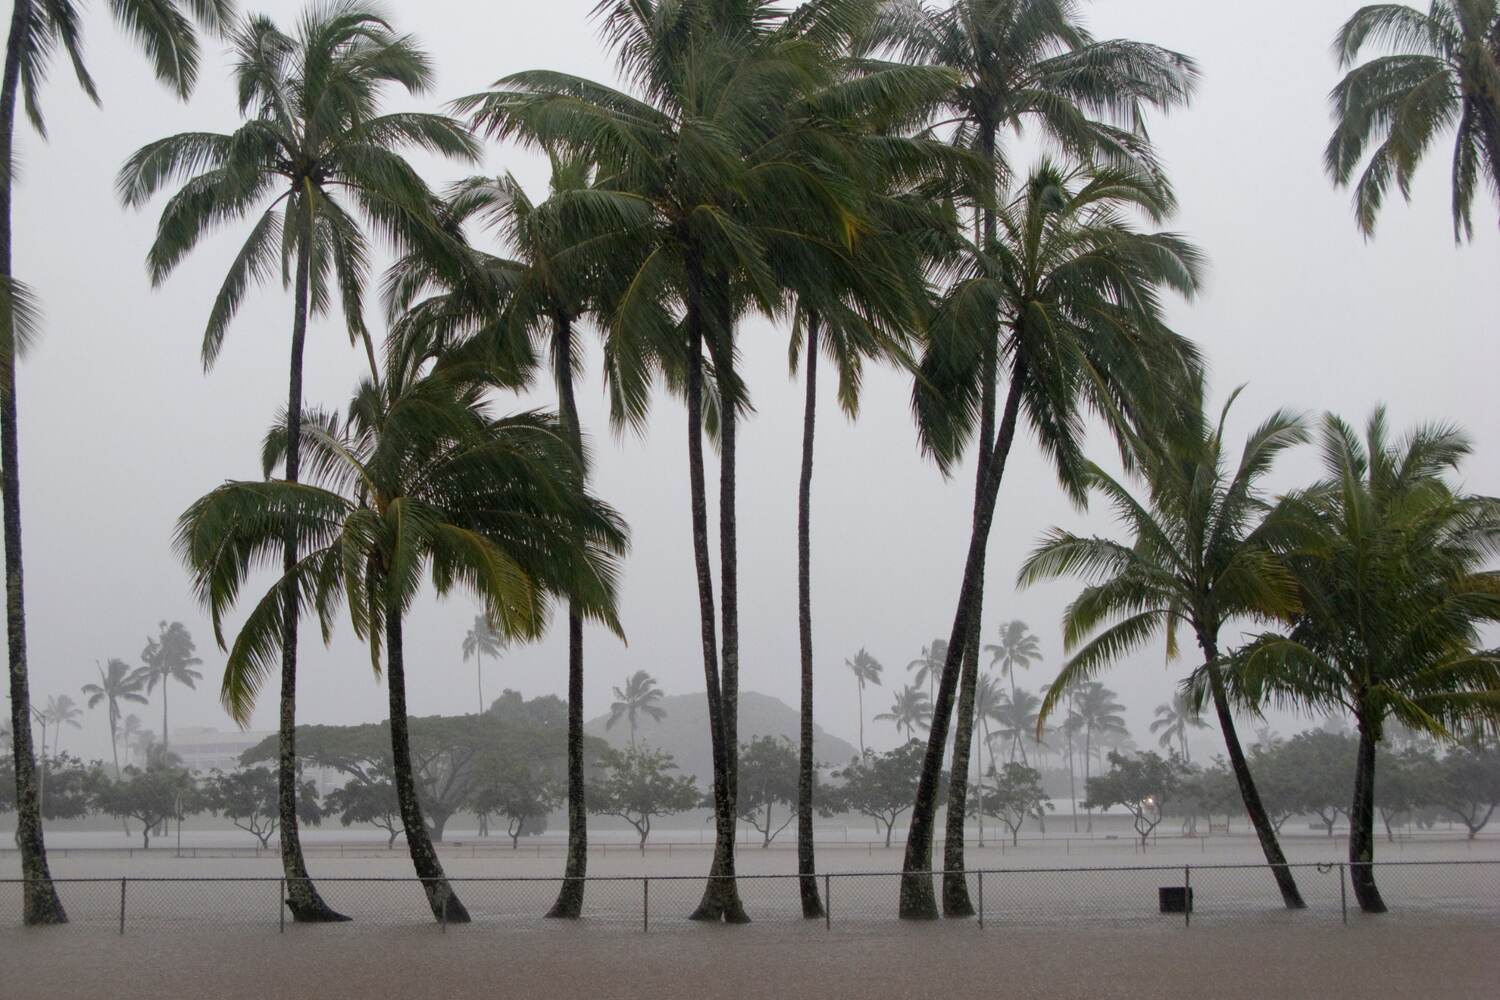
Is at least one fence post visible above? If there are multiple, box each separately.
[824,873,832,930]
[119,878,126,935]
[1339,864,1348,926]
[440,883,449,934]
[1184,865,1191,928]
[279,879,286,933]
[643,878,649,933]
[977,871,984,929]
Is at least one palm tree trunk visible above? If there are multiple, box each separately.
[547,315,588,920]
[900,362,1023,920]
[475,650,483,715]
[385,606,469,923]
[682,289,745,923]
[277,196,344,923]
[856,684,865,757]
[974,710,984,848]
[1349,718,1385,913]
[161,682,169,748]
[1084,727,1093,831]
[795,313,823,918]
[1,0,64,926]
[1200,636,1305,909]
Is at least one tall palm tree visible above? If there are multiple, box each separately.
[1150,691,1209,763]
[1019,378,1310,908]
[39,695,80,758]
[131,621,203,748]
[176,353,627,923]
[985,619,1040,703]
[973,673,1005,776]
[1,0,233,928]
[876,684,934,742]
[119,3,477,923]
[904,160,1202,917]
[845,649,885,756]
[1068,682,1127,829]
[462,0,883,923]
[81,660,148,776]
[606,670,667,745]
[993,686,1043,765]
[461,615,505,715]
[862,0,1199,919]
[1223,410,1500,913]
[1325,1,1500,240]
[384,154,651,919]
[906,640,947,705]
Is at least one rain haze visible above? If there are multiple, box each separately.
[7,0,1498,762]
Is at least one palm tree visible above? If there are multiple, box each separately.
[876,684,934,742]
[985,620,1041,704]
[862,0,1199,919]
[81,660,148,776]
[39,695,80,758]
[1019,377,1310,908]
[1069,682,1127,830]
[463,0,885,924]
[1325,2,1500,240]
[993,686,1044,765]
[176,353,627,923]
[385,155,650,919]
[973,673,1006,776]
[904,159,1203,918]
[131,622,203,748]
[845,649,885,756]
[1150,691,1209,764]
[461,616,505,715]
[1,0,232,929]
[606,671,667,745]
[121,715,145,766]
[1224,410,1500,913]
[119,4,477,924]
[906,640,947,706]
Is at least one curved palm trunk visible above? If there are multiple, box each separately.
[547,316,589,920]
[683,295,747,924]
[386,608,469,923]
[1349,720,1385,913]
[278,198,345,923]
[795,314,823,918]
[1200,637,1305,909]
[901,366,1023,920]
[1,0,64,926]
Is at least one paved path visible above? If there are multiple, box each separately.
[3,917,1496,999]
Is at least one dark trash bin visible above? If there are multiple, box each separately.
[1159,886,1194,913]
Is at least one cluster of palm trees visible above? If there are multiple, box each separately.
[3,0,1497,928]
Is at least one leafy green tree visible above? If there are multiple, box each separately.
[81,659,148,777]
[1149,691,1209,764]
[1374,744,1434,841]
[737,736,801,848]
[323,769,403,848]
[120,3,476,924]
[587,743,701,852]
[607,670,667,745]
[979,761,1052,846]
[864,0,1200,920]
[876,684,934,742]
[1,0,232,927]
[461,615,506,716]
[178,353,625,923]
[1084,750,1181,847]
[92,763,199,850]
[1431,742,1500,838]
[130,621,202,748]
[1325,1,1500,240]
[1227,410,1500,912]
[1020,379,1309,908]
[845,649,885,757]
[462,0,894,923]
[203,767,321,850]
[825,741,939,849]
[1275,730,1358,836]
[468,754,563,850]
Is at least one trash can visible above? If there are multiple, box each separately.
[1159,886,1193,913]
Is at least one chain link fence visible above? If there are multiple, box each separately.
[2,861,1496,932]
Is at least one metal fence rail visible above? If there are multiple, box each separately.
[2,861,1497,933]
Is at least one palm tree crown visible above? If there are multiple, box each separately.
[607,670,667,743]
[876,683,934,742]
[81,659,149,773]
[1325,1,1500,240]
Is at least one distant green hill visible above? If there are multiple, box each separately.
[585,690,859,784]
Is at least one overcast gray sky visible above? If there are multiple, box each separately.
[8,0,1497,764]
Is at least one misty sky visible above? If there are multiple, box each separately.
[7,0,1497,765]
